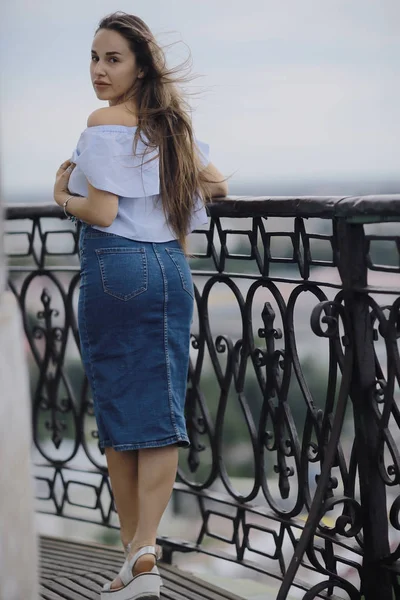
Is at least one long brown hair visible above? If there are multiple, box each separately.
[96,12,213,252]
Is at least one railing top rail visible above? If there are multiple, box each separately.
[5,194,400,221]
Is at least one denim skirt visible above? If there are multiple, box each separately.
[78,224,193,451]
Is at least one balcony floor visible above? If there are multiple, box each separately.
[39,535,244,600]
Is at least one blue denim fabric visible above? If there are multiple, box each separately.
[78,224,193,450]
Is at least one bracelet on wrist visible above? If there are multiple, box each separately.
[62,195,77,223]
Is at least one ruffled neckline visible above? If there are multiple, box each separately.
[84,124,138,133]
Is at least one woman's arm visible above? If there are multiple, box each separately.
[202,162,229,199]
[54,161,118,226]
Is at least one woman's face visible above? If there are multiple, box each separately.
[90,29,142,106]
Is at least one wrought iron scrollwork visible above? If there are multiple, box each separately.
[5,200,400,599]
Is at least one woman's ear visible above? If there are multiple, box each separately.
[138,66,148,79]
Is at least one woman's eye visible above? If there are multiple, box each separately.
[90,56,118,63]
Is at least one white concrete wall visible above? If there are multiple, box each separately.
[0,210,38,595]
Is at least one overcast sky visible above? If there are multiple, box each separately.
[0,0,399,199]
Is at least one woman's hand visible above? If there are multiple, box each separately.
[54,160,76,206]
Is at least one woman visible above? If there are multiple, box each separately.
[53,11,228,600]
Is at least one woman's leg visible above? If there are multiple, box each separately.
[131,445,179,571]
[109,444,178,589]
[104,447,139,550]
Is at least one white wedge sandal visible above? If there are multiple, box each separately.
[101,545,162,600]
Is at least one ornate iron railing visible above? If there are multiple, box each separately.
[5,196,400,600]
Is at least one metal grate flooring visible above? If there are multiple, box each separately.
[39,536,244,600]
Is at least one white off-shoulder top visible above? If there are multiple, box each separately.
[68,125,210,242]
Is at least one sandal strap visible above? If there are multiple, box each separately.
[119,545,158,586]
[124,542,162,560]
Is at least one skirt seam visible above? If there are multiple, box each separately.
[152,243,180,438]
[80,243,107,441]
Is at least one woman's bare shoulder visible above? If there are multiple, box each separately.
[87,105,138,128]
